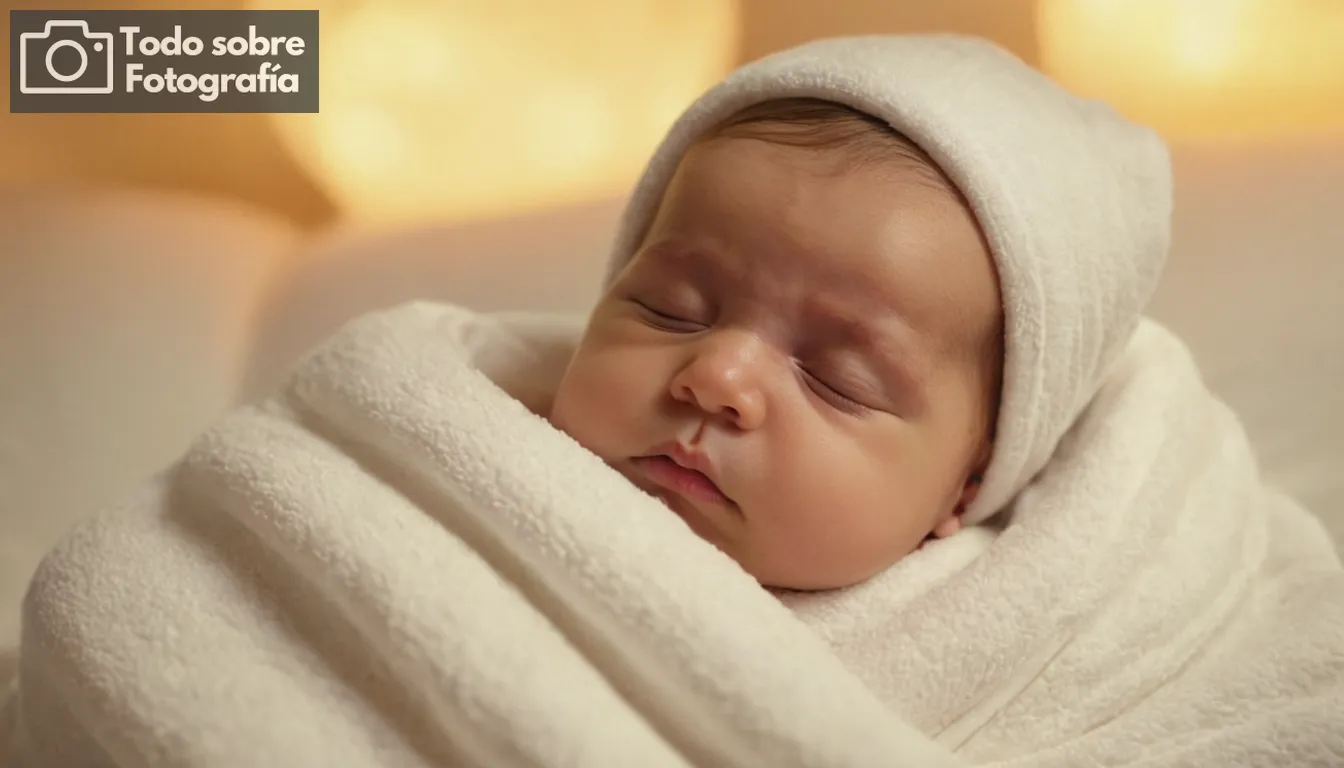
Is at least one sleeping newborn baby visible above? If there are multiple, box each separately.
[10,35,1340,767]
[549,98,1004,591]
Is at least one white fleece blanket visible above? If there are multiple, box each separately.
[3,301,1343,767]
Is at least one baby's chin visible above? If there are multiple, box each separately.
[748,537,928,593]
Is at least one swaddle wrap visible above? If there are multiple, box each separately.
[3,34,1342,768]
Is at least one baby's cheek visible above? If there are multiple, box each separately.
[551,372,612,454]
[550,345,653,458]
[756,438,920,585]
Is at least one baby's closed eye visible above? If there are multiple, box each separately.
[796,360,886,414]
[631,297,707,332]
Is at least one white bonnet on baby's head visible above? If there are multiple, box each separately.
[602,35,1173,526]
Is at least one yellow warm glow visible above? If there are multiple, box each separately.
[1037,0,1344,141]
[252,1,740,226]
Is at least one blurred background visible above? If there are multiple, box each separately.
[1,0,1342,646]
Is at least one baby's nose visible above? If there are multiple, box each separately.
[670,332,768,430]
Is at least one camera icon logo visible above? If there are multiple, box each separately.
[19,20,114,94]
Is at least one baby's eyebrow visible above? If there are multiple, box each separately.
[642,241,743,283]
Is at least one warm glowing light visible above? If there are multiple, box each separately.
[252,1,740,226]
[1037,0,1344,141]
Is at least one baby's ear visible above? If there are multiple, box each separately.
[937,438,993,539]
[938,464,988,540]
[932,513,963,539]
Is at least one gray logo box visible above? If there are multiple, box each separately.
[10,10,318,113]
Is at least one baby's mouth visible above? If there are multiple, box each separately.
[630,453,732,508]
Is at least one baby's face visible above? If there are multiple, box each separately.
[550,136,1001,590]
